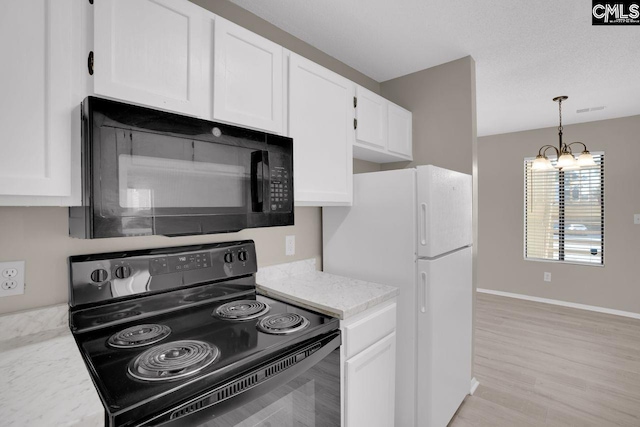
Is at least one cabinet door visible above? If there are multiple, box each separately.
[355,85,387,150]
[0,0,76,199]
[94,0,205,117]
[289,54,353,206]
[213,17,283,134]
[387,102,413,158]
[345,332,396,427]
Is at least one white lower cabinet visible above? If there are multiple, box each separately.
[289,53,354,206]
[341,300,397,427]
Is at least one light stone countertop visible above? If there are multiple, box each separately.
[256,259,398,320]
[0,304,104,427]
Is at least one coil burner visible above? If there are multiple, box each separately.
[215,300,270,321]
[108,324,171,349]
[256,313,310,335]
[129,340,219,382]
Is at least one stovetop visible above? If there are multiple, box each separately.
[76,293,337,414]
[68,241,340,426]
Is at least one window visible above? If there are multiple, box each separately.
[524,153,604,265]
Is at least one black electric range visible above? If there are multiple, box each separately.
[69,241,340,426]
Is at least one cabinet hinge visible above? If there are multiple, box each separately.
[354,118,358,130]
[88,51,94,75]
[353,97,357,108]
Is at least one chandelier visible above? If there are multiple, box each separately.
[532,96,596,171]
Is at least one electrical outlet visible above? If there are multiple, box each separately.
[286,235,295,256]
[0,261,25,297]
[634,214,640,225]
[544,272,551,282]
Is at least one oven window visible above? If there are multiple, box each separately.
[186,348,340,427]
[118,154,246,209]
[216,380,317,426]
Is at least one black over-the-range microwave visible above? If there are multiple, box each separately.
[69,97,294,239]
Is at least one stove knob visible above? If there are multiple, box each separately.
[114,265,131,279]
[224,253,234,263]
[238,251,248,262]
[90,269,108,283]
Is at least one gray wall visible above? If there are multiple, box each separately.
[353,159,382,174]
[380,56,477,175]
[0,207,320,314]
[0,0,380,316]
[478,115,640,313]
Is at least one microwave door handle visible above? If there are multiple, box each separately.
[250,151,266,212]
[262,151,270,212]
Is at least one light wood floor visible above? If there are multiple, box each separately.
[449,292,640,427]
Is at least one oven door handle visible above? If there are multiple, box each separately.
[250,150,270,212]
[141,331,341,427]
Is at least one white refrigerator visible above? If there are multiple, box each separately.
[323,165,473,427]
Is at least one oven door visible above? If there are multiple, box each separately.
[142,332,341,427]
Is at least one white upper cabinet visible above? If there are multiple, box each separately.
[355,85,388,150]
[212,17,283,134]
[289,53,354,206]
[0,0,82,204]
[387,102,413,158]
[353,85,413,163]
[93,0,205,117]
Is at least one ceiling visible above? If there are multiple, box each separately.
[228,0,640,136]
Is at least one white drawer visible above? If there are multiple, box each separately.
[343,302,396,359]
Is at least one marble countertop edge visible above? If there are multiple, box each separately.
[256,285,347,319]
[256,264,398,320]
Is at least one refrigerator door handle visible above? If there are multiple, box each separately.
[420,203,427,247]
[420,271,428,313]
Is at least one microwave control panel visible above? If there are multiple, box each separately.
[269,165,292,213]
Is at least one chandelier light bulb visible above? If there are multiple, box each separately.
[577,151,596,167]
[532,155,553,171]
[557,152,577,169]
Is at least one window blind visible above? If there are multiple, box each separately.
[524,153,604,265]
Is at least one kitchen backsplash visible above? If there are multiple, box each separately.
[0,206,321,315]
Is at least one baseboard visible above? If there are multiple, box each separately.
[477,288,640,320]
[470,377,480,395]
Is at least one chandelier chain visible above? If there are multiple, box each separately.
[558,98,563,132]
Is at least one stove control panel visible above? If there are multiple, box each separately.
[69,241,257,307]
[90,269,108,283]
[114,265,131,279]
[150,252,211,275]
